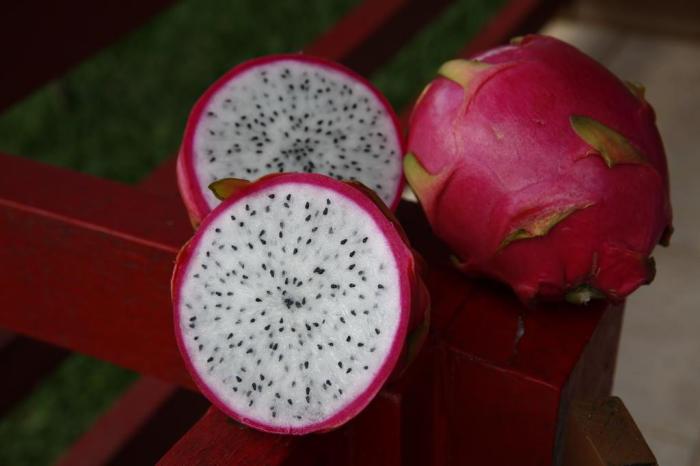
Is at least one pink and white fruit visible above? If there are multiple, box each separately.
[405,34,672,303]
[177,54,405,226]
[172,173,424,434]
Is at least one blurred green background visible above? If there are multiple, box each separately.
[0,0,504,463]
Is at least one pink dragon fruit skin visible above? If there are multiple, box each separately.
[405,34,673,304]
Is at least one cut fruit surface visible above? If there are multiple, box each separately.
[172,173,412,434]
[178,55,405,224]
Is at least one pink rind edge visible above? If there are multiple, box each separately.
[176,53,406,225]
[171,173,412,435]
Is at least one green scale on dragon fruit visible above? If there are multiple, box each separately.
[405,34,672,304]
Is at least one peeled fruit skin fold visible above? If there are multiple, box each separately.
[406,34,672,303]
[172,173,427,434]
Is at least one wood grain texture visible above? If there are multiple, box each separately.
[396,202,622,466]
[0,152,192,387]
[563,397,657,466]
[156,407,297,466]
[0,151,622,464]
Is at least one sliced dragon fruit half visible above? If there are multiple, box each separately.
[172,173,417,434]
[177,54,405,225]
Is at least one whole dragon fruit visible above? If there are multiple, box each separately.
[177,54,405,226]
[172,173,428,434]
[405,34,672,304]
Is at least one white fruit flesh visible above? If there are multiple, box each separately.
[176,181,403,430]
[192,59,402,210]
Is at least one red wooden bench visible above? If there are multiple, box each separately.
[0,0,657,464]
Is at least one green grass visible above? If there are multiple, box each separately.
[372,0,507,110]
[0,356,137,465]
[0,0,505,464]
[0,0,357,183]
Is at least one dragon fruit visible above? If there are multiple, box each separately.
[177,54,405,226]
[172,173,427,434]
[405,34,672,304]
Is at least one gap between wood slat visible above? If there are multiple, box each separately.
[0,0,176,112]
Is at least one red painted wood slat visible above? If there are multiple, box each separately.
[156,407,299,466]
[55,378,176,466]
[38,2,461,461]
[157,390,403,466]
[0,148,620,465]
[55,377,209,466]
[0,0,175,112]
[1,1,608,462]
[456,0,563,58]
[103,388,209,465]
[395,203,623,465]
[0,152,192,387]
[305,0,454,76]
